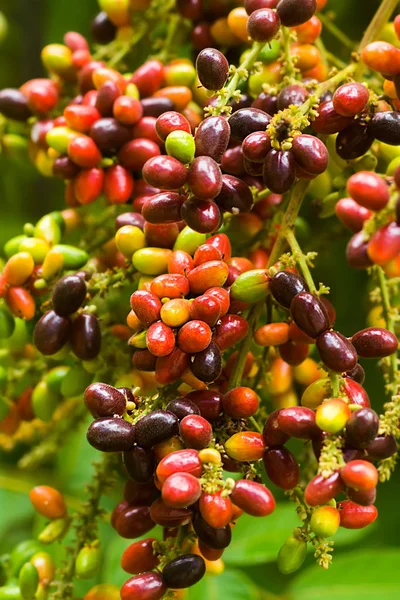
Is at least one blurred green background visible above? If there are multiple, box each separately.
[0,0,399,598]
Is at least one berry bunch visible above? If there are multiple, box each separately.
[0,0,399,598]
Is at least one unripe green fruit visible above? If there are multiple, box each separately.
[173,227,206,255]
[166,130,196,164]
[0,585,22,599]
[18,238,50,264]
[52,245,89,269]
[4,235,29,258]
[43,366,70,394]
[60,364,92,398]
[75,544,101,579]
[0,307,15,339]
[277,535,307,574]
[310,506,340,538]
[32,381,61,422]
[316,398,351,434]
[34,215,62,246]
[38,518,69,545]
[45,127,79,154]
[19,563,39,600]
[230,269,269,303]
[132,248,172,275]
[11,541,42,576]
[301,378,330,409]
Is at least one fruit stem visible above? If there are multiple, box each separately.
[267,179,310,268]
[354,0,399,79]
[376,265,398,382]
[227,301,264,391]
[318,12,354,51]
[285,229,317,294]
[330,372,340,397]
[207,41,265,115]
[281,26,299,84]
[248,415,263,434]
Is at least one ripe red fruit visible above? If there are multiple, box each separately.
[340,460,378,491]
[367,222,400,265]
[231,480,275,516]
[146,322,175,357]
[121,538,159,574]
[68,136,102,168]
[104,165,134,204]
[263,447,299,490]
[199,492,233,528]
[179,415,213,450]
[337,500,378,529]
[351,327,398,358]
[156,449,202,484]
[29,486,67,519]
[120,572,167,600]
[74,167,104,204]
[177,320,212,353]
[222,387,259,419]
[277,407,319,440]
[247,8,281,42]
[162,472,202,508]
[333,83,369,117]
[335,198,372,233]
[305,472,344,506]
[347,172,389,211]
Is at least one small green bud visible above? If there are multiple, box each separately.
[38,517,70,545]
[19,563,39,600]
[75,544,101,579]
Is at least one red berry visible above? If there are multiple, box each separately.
[337,500,378,529]
[162,472,202,508]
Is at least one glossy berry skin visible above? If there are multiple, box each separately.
[347,487,376,506]
[366,434,397,460]
[312,100,353,135]
[179,415,213,449]
[215,174,253,214]
[277,0,317,27]
[333,83,369,117]
[123,446,155,483]
[290,292,330,339]
[291,134,328,176]
[156,449,202,484]
[337,500,378,529]
[317,331,358,373]
[263,409,290,446]
[188,156,222,200]
[346,232,373,269]
[277,407,319,440]
[341,460,378,491]
[87,417,135,452]
[193,515,232,550]
[263,149,296,195]
[196,48,229,91]
[162,472,202,508]
[166,398,200,420]
[121,538,159,575]
[345,408,379,449]
[362,41,400,76]
[335,198,372,233]
[190,295,221,326]
[120,572,166,600]
[269,271,308,309]
[194,116,231,163]
[347,172,389,211]
[310,506,340,537]
[304,472,344,507]
[247,9,281,42]
[231,480,275,516]
[242,131,271,162]
[191,341,222,383]
[135,411,179,448]
[279,340,309,366]
[222,387,259,419]
[143,156,187,190]
[178,320,212,353]
[29,486,67,519]
[181,198,222,234]
[84,383,126,418]
[150,498,192,528]
[336,122,374,161]
[71,313,101,361]
[229,108,271,142]
[263,447,300,490]
[199,493,233,528]
[316,398,351,434]
[351,327,398,358]
[368,222,400,266]
[34,311,71,356]
[142,192,186,224]
[52,274,86,316]
[225,431,265,462]
[146,322,175,357]
[163,554,206,589]
[369,111,400,145]
[185,390,223,421]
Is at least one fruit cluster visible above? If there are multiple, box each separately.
[0,0,400,598]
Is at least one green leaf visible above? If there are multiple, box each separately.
[289,549,400,600]
[224,503,373,567]
[188,569,264,600]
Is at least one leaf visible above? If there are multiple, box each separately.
[188,569,264,600]
[0,488,32,549]
[288,549,400,600]
[224,502,373,567]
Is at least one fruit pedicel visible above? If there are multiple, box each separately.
[0,0,399,598]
